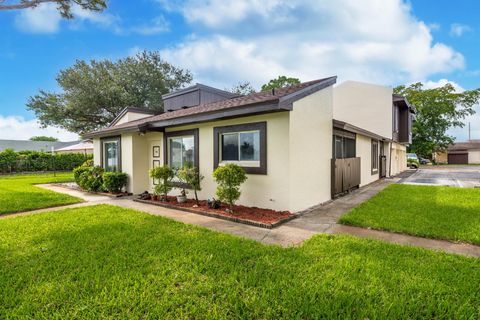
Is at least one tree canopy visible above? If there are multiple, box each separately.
[27,51,192,135]
[394,82,480,157]
[0,0,106,18]
[30,136,59,142]
[261,76,301,92]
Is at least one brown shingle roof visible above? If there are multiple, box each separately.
[84,77,336,138]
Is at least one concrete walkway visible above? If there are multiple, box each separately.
[12,181,480,258]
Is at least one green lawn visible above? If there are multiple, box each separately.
[1,204,479,318]
[340,184,480,245]
[0,173,82,215]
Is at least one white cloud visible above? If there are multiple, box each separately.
[159,0,465,88]
[0,116,78,141]
[14,3,121,34]
[15,3,62,33]
[69,5,122,33]
[424,79,465,92]
[450,23,472,37]
[131,16,169,35]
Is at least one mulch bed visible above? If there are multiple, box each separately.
[134,196,296,229]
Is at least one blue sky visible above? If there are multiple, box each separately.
[0,0,479,140]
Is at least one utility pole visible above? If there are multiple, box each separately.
[469,122,471,141]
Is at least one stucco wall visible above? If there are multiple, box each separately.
[115,112,152,126]
[289,86,333,212]
[390,142,407,176]
[468,150,480,164]
[158,112,292,211]
[93,138,101,166]
[333,81,393,139]
[356,134,378,186]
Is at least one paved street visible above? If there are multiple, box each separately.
[399,166,480,188]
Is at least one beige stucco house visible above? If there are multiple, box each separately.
[85,77,415,213]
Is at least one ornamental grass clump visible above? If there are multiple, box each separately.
[149,165,174,201]
[212,163,247,212]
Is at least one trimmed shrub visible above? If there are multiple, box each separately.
[103,172,128,193]
[78,166,104,192]
[73,166,91,186]
[149,165,174,200]
[81,159,94,167]
[212,164,247,211]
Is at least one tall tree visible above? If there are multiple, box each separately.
[30,136,58,142]
[27,51,192,134]
[229,81,256,95]
[0,0,106,18]
[394,82,480,157]
[261,76,300,92]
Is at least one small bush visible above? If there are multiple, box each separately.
[73,166,91,186]
[177,165,204,205]
[212,164,247,211]
[103,172,128,193]
[150,165,174,200]
[81,159,94,167]
[78,166,104,192]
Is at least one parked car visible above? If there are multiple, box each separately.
[419,156,431,165]
[407,153,420,169]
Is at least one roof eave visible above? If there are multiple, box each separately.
[278,76,337,109]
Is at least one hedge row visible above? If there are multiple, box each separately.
[0,149,93,174]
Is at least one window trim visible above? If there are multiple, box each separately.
[214,122,267,175]
[332,129,356,159]
[371,139,379,175]
[100,136,122,172]
[163,129,199,169]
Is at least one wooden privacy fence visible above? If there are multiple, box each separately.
[331,157,361,197]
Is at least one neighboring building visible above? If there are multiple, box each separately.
[55,140,94,155]
[85,77,415,213]
[442,141,480,164]
[0,139,78,153]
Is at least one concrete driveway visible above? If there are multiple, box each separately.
[399,166,480,188]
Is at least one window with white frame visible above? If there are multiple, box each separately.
[102,137,120,172]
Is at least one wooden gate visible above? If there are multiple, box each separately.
[331,157,361,197]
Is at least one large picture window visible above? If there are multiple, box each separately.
[164,129,199,169]
[101,136,121,172]
[214,122,267,174]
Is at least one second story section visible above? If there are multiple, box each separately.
[333,81,393,140]
[392,94,416,145]
[162,83,238,112]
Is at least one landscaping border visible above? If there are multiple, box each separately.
[133,198,297,229]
